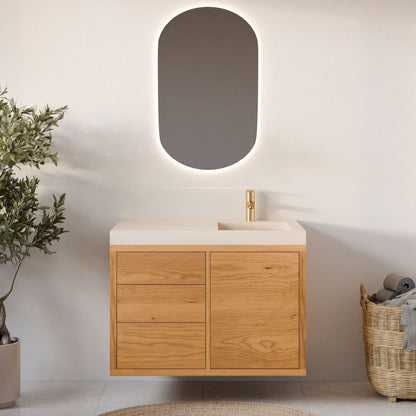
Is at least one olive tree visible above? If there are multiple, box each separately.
[0,87,67,344]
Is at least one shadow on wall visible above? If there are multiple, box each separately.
[34,122,148,189]
[302,222,416,380]
[9,136,416,382]
[6,122,136,379]
[255,190,316,220]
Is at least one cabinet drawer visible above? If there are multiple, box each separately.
[117,323,205,369]
[117,252,205,284]
[117,285,205,322]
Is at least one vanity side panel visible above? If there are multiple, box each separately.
[299,248,306,372]
[110,248,117,371]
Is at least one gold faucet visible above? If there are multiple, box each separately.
[246,189,255,222]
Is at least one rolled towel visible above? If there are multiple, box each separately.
[375,288,397,303]
[384,273,415,294]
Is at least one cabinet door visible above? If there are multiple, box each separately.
[211,252,299,369]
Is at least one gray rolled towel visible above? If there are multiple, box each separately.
[384,273,415,294]
[375,288,397,303]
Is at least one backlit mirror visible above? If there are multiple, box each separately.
[158,7,258,170]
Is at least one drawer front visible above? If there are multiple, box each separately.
[117,323,206,369]
[117,285,205,322]
[117,252,205,284]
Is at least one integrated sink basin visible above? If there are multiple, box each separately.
[110,220,305,245]
[217,221,292,231]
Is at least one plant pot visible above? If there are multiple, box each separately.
[0,338,20,408]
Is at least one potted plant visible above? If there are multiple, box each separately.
[0,87,67,407]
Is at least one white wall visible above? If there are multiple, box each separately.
[1,0,416,381]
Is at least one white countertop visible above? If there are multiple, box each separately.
[110,220,306,245]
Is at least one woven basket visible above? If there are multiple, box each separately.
[360,283,416,402]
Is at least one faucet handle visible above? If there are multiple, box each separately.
[246,189,255,222]
[246,189,255,201]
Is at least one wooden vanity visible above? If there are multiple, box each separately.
[110,222,306,376]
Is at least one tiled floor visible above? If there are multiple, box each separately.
[1,381,416,415]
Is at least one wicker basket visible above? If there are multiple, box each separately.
[360,283,416,402]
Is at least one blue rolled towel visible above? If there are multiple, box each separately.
[384,273,415,294]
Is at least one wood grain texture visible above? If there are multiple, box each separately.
[205,251,211,370]
[299,250,306,371]
[211,252,300,369]
[117,323,205,369]
[117,252,206,284]
[110,368,307,376]
[110,245,306,376]
[110,249,117,370]
[117,285,205,322]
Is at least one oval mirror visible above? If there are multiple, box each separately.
[158,7,258,170]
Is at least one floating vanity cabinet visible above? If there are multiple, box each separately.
[110,220,306,376]
[111,247,306,376]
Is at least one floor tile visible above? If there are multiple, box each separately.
[203,381,309,410]
[301,381,416,416]
[0,408,95,416]
[14,381,105,409]
[97,381,203,412]
[2,381,415,416]
[301,381,377,399]
[94,409,114,416]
